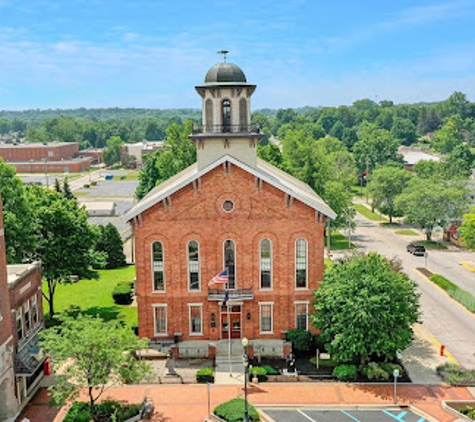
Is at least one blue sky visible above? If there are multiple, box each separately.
[1,0,475,110]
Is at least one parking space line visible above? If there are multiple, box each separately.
[383,410,425,422]
[297,410,317,421]
[341,410,361,421]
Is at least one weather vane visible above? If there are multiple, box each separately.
[217,50,229,62]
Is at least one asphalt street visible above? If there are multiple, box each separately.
[349,212,475,369]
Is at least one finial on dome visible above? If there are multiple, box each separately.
[217,50,229,62]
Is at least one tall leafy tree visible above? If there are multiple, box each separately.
[0,159,37,263]
[257,143,283,167]
[103,136,124,166]
[431,114,465,154]
[313,252,420,365]
[396,178,470,240]
[368,166,413,223]
[95,223,126,269]
[28,187,98,316]
[461,209,475,249]
[40,314,150,419]
[391,118,418,145]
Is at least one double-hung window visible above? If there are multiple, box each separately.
[152,242,165,291]
[295,302,308,330]
[189,304,203,335]
[295,238,308,289]
[260,239,272,289]
[188,241,200,291]
[259,303,273,334]
[153,305,167,336]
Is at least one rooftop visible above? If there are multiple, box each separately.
[7,262,40,287]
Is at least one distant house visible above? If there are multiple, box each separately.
[121,141,164,168]
[0,196,45,421]
[79,200,116,217]
[399,146,441,171]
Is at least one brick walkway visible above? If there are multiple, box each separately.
[18,383,474,422]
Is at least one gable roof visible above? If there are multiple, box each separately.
[126,155,336,221]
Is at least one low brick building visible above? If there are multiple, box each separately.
[0,196,44,421]
[127,61,335,349]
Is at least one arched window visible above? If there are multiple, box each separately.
[239,98,247,131]
[152,241,165,291]
[224,239,236,289]
[260,239,272,289]
[295,238,307,289]
[222,100,231,132]
[205,99,213,131]
[188,240,200,291]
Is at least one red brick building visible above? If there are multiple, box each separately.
[127,62,335,347]
[0,195,44,421]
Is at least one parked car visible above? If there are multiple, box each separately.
[407,243,426,256]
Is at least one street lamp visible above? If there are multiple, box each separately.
[242,337,249,422]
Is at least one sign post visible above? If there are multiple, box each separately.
[207,382,211,418]
[424,251,429,269]
[393,369,399,404]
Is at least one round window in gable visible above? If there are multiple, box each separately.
[222,200,235,213]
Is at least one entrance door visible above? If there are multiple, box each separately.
[221,306,241,339]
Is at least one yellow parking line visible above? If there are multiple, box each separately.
[427,333,458,365]
[461,262,475,272]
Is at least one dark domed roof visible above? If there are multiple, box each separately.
[205,63,247,83]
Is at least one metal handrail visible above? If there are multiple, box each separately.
[192,124,261,135]
[208,288,253,301]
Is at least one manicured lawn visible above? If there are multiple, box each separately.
[353,204,388,222]
[110,171,140,181]
[43,265,137,326]
[418,240,448,250]
[395,229,419,236]
[324,231,356,250]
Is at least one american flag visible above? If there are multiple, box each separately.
[208,269,228,287]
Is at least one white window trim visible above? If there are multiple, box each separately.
[259,238,273,291]
[151,241,166,293]
[223,239,237,290]
[31,294,38,326]
[295,301,309,331]
[187,240,201,292]
[259,302,274,334]
[188,303,204,336]
[295,238,308,290]
[152,304,168,337]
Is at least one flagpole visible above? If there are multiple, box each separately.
[227,266,232,377]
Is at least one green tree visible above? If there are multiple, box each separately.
[0,159,37,263]
[28,187,98,316]
[95,223,126,269]
[62,177,75,200]
[257,143,283,167]
[396,178,470,240]
[54,178,62,194]
[391,118,418,145]
[312,252,420,365]
[461,209,475,249]
[40,314,150,419]
[103,136,124,166]
[368,166,413,223]
[431,115,465,154]
[329,121,344,139]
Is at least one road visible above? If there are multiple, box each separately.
[348,213,475,369]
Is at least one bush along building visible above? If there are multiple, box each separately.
[0,195,44,421]
[126,59,335,358]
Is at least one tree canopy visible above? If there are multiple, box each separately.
[312,252,420,365]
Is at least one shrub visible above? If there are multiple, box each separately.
[91,181,98,186]
[460,405,475,418]
[214,397,260,422]
[120,175,126,180]
[379,363,403,377]
[196,367,214,383]
[286,329,313,354]
[83,184,90,188]
[64,401,141,422]
[437,363,475,386]
[250,366,268,382]
[333,364,358,381]
[261,365,279,375]
[64,402,91,422]
[361,363,389,381]
[112,282,133,305]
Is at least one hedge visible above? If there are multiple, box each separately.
[196,367,214,383]
[64,401,140,422]
[112,281,133,305]
[249,366,268,382]
[429,274,475,313]
[214,398,260,422]
[333,364,358,381]
[286,329,313,353]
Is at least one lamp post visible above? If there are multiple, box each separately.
[242,337,249,422]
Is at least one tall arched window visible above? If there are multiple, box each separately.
[295,238,307,289]
[205,99,213,131]
[222,100,231,132]
[188,240,200,291]
[152,241,165,291]
[260,239,272,289]
[224,239,236,289]
[239,98,247,131]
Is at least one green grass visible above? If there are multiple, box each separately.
[394,229,419,236]
[353,204,388,222]
[350,185,366,198]
[110,171,140,181]
[73,192,89,197]
[43,266,137,326]
[309,357,339,367]
[429,274,475,313]
[380,222,401,227]
[418,240,447,250]
[324,231,356,250]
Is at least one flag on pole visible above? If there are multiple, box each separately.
[222,289,229,306]
[208,269,228,287]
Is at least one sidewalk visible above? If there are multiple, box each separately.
[20,383,474,422]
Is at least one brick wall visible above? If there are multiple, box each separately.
[0,195,13,347]
[0,143,80,162]
[133,164,325,342]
